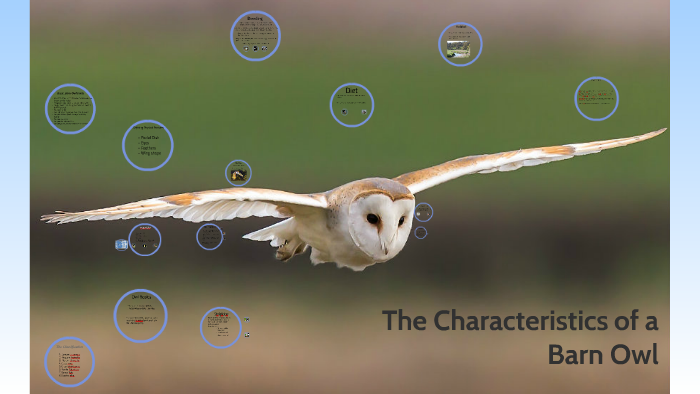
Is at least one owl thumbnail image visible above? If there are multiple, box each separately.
[231,169,248,181]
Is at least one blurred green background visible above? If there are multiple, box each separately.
[31,0,669,392]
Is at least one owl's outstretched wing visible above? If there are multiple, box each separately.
[393,128,666,194]
[41,188,328,224]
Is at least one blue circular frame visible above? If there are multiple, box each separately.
[414,226,428,240]
[438,23,484,67]
[44,336,95,387]
[414,202,434,223]
[230,11,281,62]
[122,120,174,171]
[128,223,162,257]
[225,160,253,187]
[574,76,619,121]
[113,289,168,343]
[197,223,224,251]
[200,307,243,349]
[44,84,96,135]
[329,83,375,128]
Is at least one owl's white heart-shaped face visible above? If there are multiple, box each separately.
[348,193,415,262]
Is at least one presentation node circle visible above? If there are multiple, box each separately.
[45,84,96,134]
[439,23,483,67]
[113,289,168,343]
[128,223,162,256]
[414,226,428,239]
[44,336,95,387]
[330,83,375,127]
[575,77,619,121]
[200,307,243,349]
[414,203,434,222]
[230,11,281,62]
[225,160,253,186]
[197,223,224,250]
[122,120,174,171]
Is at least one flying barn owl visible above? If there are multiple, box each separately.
[42,128,666,271]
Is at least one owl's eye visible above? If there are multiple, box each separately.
[398,216,405,226]
[366,214,379,224]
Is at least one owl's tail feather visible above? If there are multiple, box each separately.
[242,218,308,262]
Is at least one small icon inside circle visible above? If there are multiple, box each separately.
[341,109,348,116]
[243,46,249,52]
[253,45,258,52]
[361,109,367,115]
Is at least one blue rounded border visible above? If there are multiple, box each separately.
[44,336,95,387]
[414,203,434,223]
[329,83,375,128]
[44,84,96,135]
[414,226,428,240]
[122,120,174,171]
[197,223,224,251]
[438,23,483,67]
[113,289,168,343]
[230,11,281,62]
[225,160,252,187]
[574,76,620,121]
[200,307,243,349]
[128,223,162,257]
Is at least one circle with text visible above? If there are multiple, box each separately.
[128,223,162,256]
[575,77,619,121]
[414,203,434,222]
[200,307,243,349]
[114,289,168,343]
[330,83,375,127]
[439,23,483,67]
[45,84,96,134]
[122,120,174,171]
[231,11,281,61]
[225,160,252,187]
[197,223,224,250]
[414,226,428,239]
[44,337,95,388]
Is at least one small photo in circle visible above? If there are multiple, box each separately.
[446,41,470,59]
[341,109,348,116]
[226,160,252,186]
[262,46,268,51]
[243,46,249,52]
[253,45,258,52]
[361,109,367,115]
[231,169,248,182]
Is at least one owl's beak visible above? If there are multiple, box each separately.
[380,231,396,255]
